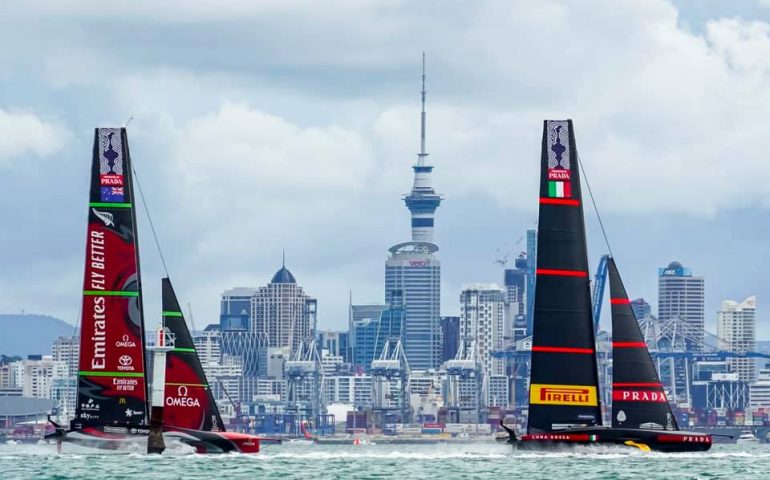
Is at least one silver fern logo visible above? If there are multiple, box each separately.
[92,208,114,227]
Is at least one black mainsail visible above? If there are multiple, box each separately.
[527,119,602,433]
[161,278,226,432]
[608,257,677,430]
[508,119,712,451]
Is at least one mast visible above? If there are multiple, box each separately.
[527,120,602,433]
[74,128,149,428]
[161,278,226,431]
[608,258,678,430]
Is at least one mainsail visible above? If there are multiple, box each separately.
[75,128,148,426]
[609,258,677,430]
[161,278,226,431]
[527,119,602,433]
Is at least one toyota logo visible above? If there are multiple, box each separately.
[119,355,133,366]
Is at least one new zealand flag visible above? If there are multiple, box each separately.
[100,186,125,202]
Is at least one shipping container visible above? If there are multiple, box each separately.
[444,423,464,434]
[423,422,443,429]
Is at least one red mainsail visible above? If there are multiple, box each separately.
[74,128,148,427]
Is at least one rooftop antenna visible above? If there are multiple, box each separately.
[418,52,428,166]
[124,115,134,128]
[282,249,286,268]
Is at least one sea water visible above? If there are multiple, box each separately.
[0,442,767,479]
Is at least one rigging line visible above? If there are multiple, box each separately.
[577,151,614,259]
[132,164,171,281]
[71,304,81,337]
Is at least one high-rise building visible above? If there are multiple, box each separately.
[717,296,757,383]
[525,229,537,335]
[459,284,506,378]
[658,261,705,350]
[504,261,526,314]
[504,255,529,343]
[219,286,264,379]
[349,304,404,371]
[21,355,67,399]
[220,287,256,331]
[487,375,509,408]
[750,366,770,408]
[630,298,652,321]
[323,374,373,408]
[318,330,349,363]
[51,336,79,377]
[385,55,442,371]
[251,263,317,353]
[0,362,14,389]
[51,336,79,419]
[440,316,460,363]
[320,350,345,376]
[1,361,24,394]
[193,325,222,367]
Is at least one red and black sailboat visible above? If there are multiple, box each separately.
[47,128,263,454]
[160,278,262,453]
[46,128,152,451]
[502,120,711,452]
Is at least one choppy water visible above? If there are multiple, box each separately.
[1,442,769,479]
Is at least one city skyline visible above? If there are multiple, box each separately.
[4,1,770,339]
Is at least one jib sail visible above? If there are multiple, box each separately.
[527,120,602,433]
[609,257,677,430]
[161,278,225,431]
[75,128,148,426]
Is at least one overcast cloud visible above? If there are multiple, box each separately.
[2,1,770,340]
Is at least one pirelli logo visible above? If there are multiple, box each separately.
[530,384,598,406]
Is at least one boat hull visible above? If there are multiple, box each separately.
[512,427,712,453]
[46,424,262,454]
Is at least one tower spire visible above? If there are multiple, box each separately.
[418,52,428,166]
[403,52,441,244]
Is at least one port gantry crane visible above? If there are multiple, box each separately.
[371,339,411,425]
[445,338,484,423]
[492,254,770,409]
[285,339,324,436]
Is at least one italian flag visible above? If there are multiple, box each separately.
[589,435,597,442]
[548,181,571,198]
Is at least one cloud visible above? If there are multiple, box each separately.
[4,0,770,335]
[365,2,770,216]
[174,102,376,193]
[0,109,70,164]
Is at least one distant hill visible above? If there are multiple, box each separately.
[0,314,76,357]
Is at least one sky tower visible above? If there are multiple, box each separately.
[385,53,443,371]
[404,53,443,242]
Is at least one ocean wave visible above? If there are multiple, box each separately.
[255,450,510,460]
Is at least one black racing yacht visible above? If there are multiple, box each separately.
[502,120,711,452]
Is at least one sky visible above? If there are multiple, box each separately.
[3,1,770,340]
